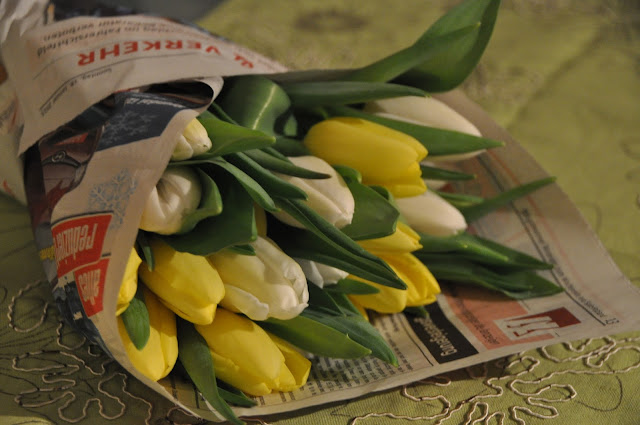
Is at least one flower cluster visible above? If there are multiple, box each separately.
[113,1,561,423]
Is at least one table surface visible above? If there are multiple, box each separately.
[1,1,639,424]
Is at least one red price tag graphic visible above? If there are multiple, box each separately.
[73,257,110,317]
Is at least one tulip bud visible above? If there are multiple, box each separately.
[349,251,440,313]
[395,190,467,236]
[118,286,178,381]
[364,96,484,162]
[171,118,212,161]
[139,239,225,325]
[116,247,142,316]
[272,155,355,229]
[350,221,440,313]
[295,258,349,288]
[303,117,427,198]
[208,236,309,321]
[139,166,202,235]
[195,308,311,396]
[357,221,422,254]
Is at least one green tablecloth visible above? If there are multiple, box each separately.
[1,1,638,424]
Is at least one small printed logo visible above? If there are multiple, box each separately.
[73,257,109,317]
[496,307,581,340]
[52,213,112,277]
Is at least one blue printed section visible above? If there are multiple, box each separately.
[87,169,137,229]
[52,282,110,355]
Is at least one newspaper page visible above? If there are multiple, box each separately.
[1,5,639,423]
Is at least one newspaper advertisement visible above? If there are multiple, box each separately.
[1,4,639,422]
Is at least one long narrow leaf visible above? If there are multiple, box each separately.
[460,177,556,222]
[344,23,480,82]
[121,285,150,350]
[273,199,406,289]
[421,164,475,181]
[225,152,308,200]
[176,168,223,234]
[197,115,275,157]
[260,316,372,359]
[283,81,425,108]
[177,320,243,425]
[416,232,553,270]
[425,258,563,299]
[395,0,501,92]
[245,149,330,179]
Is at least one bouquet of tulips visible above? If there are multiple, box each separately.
[103,1,562,422]
[3,0,563,423]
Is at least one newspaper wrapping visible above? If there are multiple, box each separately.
[1,3,639,422]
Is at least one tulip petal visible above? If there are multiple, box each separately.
[140,239,224,325]
[208,236,308,321]
[396,190,467,236]
[116,247,141,315]
[357,222,422,254]
[118,287,177,381]
[196,309,285,396]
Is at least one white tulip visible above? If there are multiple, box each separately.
[208,236,309,321]
[171,118,212,161]
[364,96,484,162]
[273,155,355,229]
[295,258,349,288]
[395,190,467,237]
[139,166,202,235]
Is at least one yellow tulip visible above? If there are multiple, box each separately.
[195,309,311,396]
[349,252,440,313]
[139,239,225,325]
[116,247,142,315]
[118,286,178,381]
[357,221,422,254]
[350,222,440,313]
[303,117,427,198]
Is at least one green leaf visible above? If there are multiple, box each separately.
[404,306,430,318]
[332,165,362,183]
[283,81,426,108]
[421,164,475,181]
[324,278,380,295]
[344,23,480,83]
[435,190,484,209]
[244,149,330,179]
[121,285,150,350]
[177,320,243,425]
[136,231,154,271]
[176,157,279,213]
[271,199,406,289]
[215,75,294,134]
[162,171,256,256]
[273,136,311,156]
[260,315,372,359]
[225,152,308,200]
[226,244,256,256]
[197,115,275,157]
[175,168,223,234]
[325,105,503,156]
[425,258,563,299]
[302,308,398,365]
[460,177,556,222]
[395,0,501,92]
[416,232,553,270]
[307,282,344,315]
[211,158,279,213]
[217,381,257,408]
[338,174,399,241]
